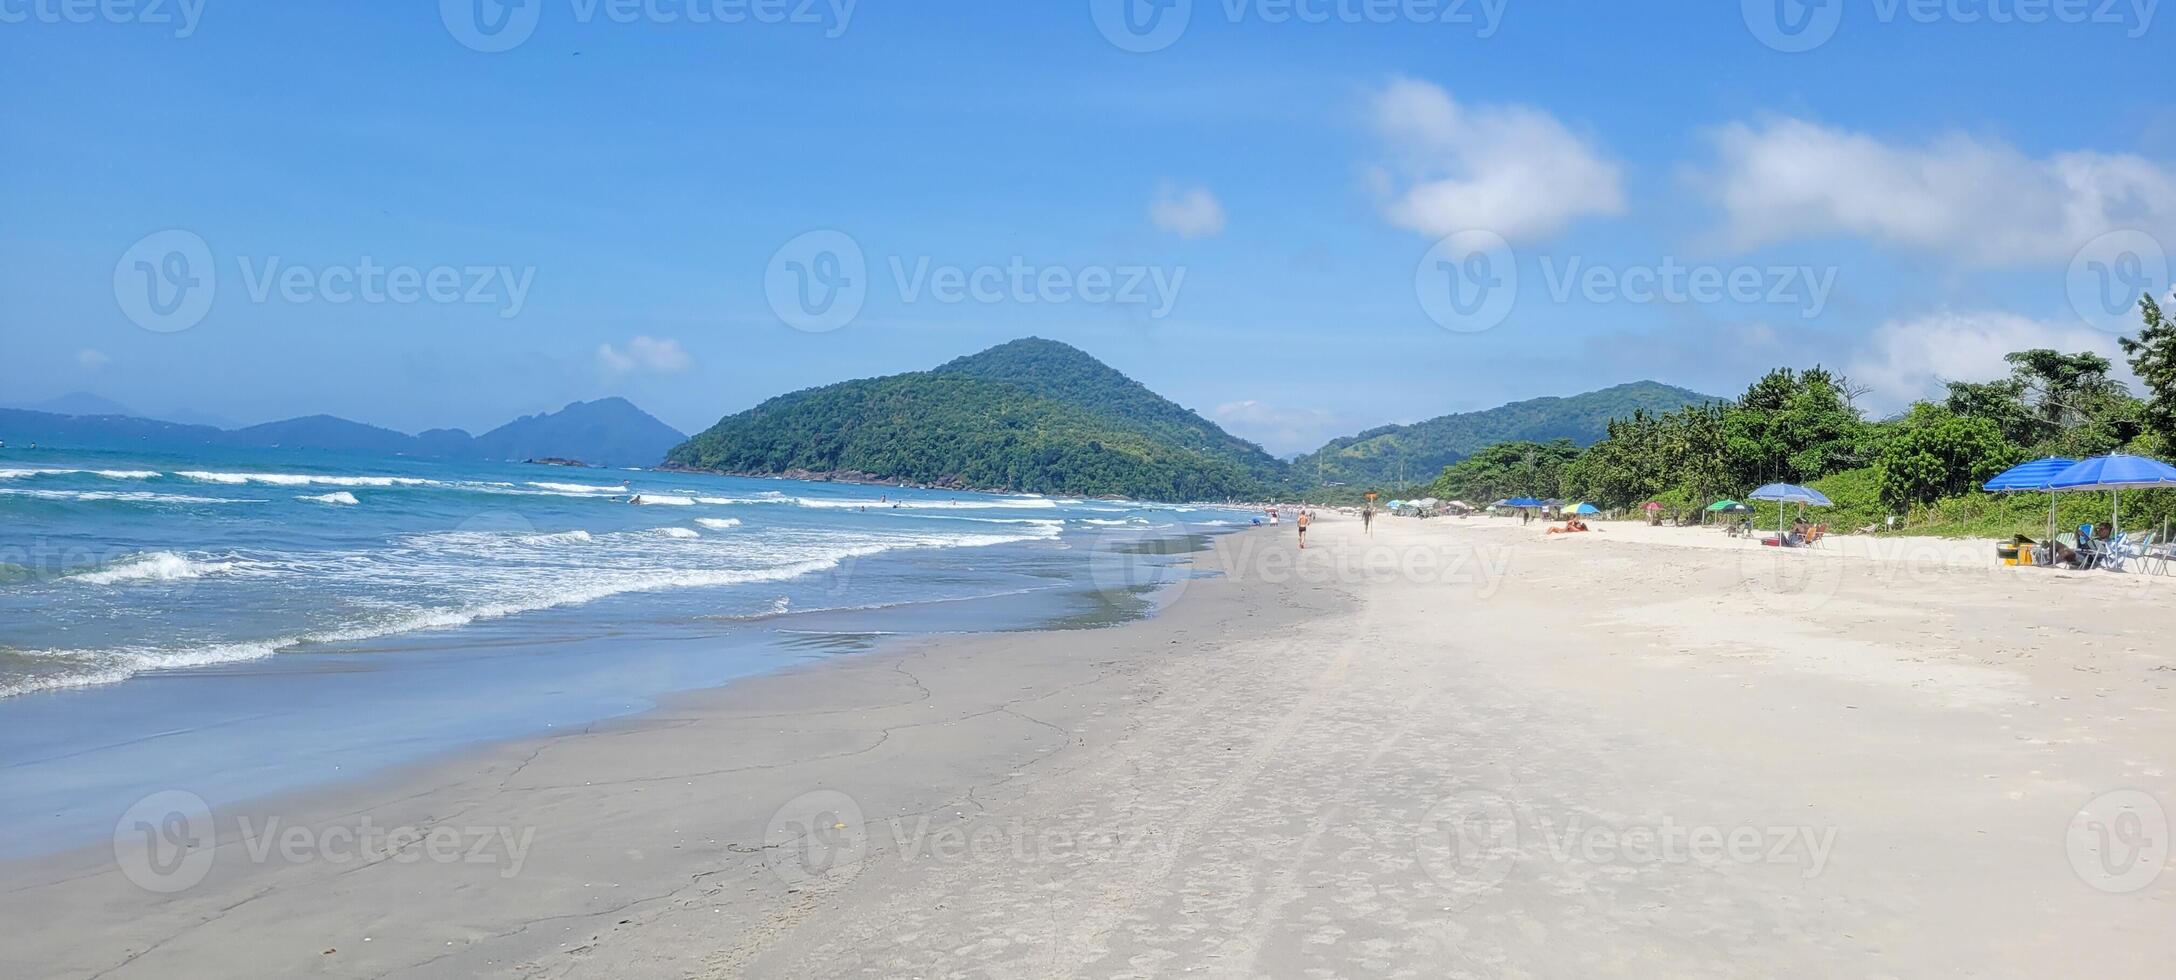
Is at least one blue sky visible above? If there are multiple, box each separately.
[3,1,2172,454]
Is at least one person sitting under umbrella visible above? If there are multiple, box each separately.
[1547,517,1599,535]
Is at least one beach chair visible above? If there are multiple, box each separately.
[1807,524,1830,548]
[2107,531,2153,573]
[2083,534,2120,571]
[2142,534,2176,576]
[2071,526,2101,570]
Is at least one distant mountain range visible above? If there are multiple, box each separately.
[9,357,1721,495]
[665,339,1722,500]
[1290,381,1719,486]
[0,397,685,468]
[5,392,239,429]
[667,338,1285,500]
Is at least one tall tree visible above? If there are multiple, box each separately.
[1722,367,1867,486]
[1875,404,2023,509]
[2120,295,2176,447]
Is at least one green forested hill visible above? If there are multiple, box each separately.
[934,338,1288,487]
[665,339,1283,500]
[1292,381,1718,486]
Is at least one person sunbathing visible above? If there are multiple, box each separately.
[1546,518,1591,535]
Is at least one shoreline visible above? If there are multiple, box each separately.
[2,524,1320,978]
[8,516,2173,977]
[0,519,1230,860]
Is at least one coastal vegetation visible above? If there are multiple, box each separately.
[1368,298,2176,539]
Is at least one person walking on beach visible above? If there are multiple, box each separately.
[1361,505,1374,536]
[1296,508,1312,549]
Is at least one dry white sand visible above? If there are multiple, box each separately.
[5,515,2173,977]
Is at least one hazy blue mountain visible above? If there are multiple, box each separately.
[0,409,226,448]
[6,392,140,417]
[0,398,686,467]
[230,415,423,456]
[3,394,246,430]
[469,398,686,467]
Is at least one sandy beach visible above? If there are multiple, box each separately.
[6,514,2173,978]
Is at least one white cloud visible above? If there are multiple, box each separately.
[1366,78,1624,242]
[1150,184,1226,238]
[1212,399,1358,457]
[1699,118,2176,264]
[596,336,693,376]
[1844,311,2132,415]
[77,349,110,370]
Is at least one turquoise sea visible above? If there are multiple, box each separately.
[0,444,1252,856]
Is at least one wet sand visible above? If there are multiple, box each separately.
[4,516,2172,977]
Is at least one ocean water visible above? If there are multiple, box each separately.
[0,444,1253,855]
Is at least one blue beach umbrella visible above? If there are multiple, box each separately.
[1983,457,2076,545]
[1748,482,1833,536]
[1984,457,2077,491]
[1747,482,1834,506]
[2046,453,2176,535]
[1504,497,1545,508]
[1567,502,1600,515]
